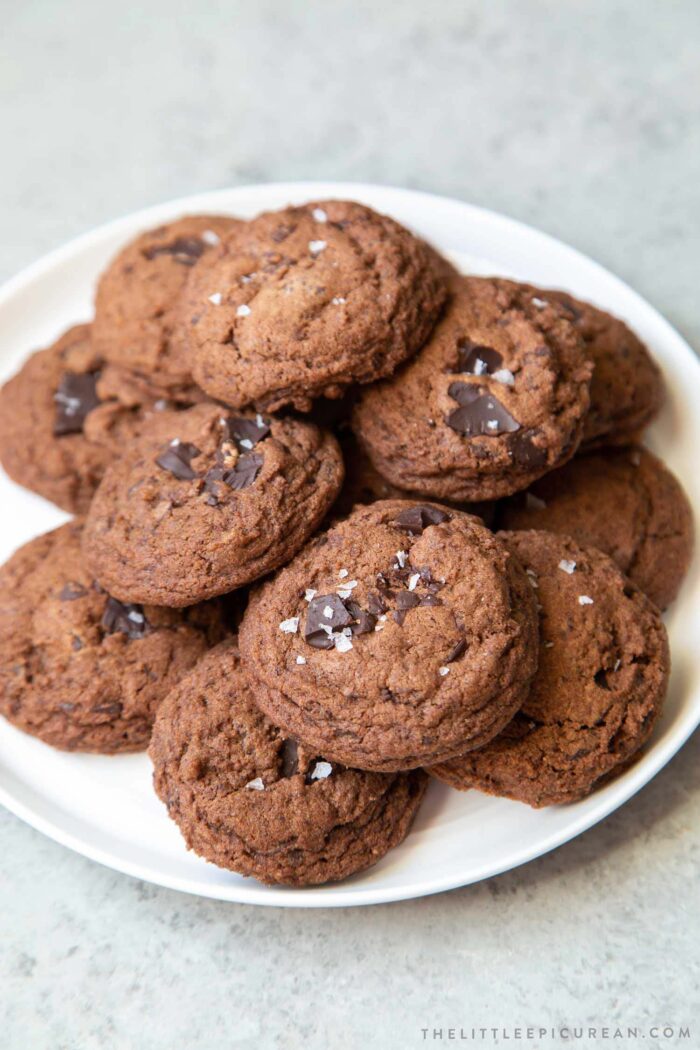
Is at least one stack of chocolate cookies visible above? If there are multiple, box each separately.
[0,199,693,887]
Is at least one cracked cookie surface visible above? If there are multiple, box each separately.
[0,521,228,752]
[0,324,173,513]
[238,499,539,771]
[497,445,693,609]
[181,200,449,411]
[539,289,664,448]
[83,402,344,606]
[150,639,428,886]
[430,530,670,806]
[352,276,593,501]
[93,215,242,387]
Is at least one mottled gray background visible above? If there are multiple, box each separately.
[1,2,698,1048]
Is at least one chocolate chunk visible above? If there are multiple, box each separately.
[226,452,263,490]
[102,596,149,638]
[59,582,87,601]
[446,383,520,437]
[395,505,451,535]
[345,601,377,636]
[53,371,101,436]
[452,340,503,376]
[366,592,388,616]
[143,236,205,266]
[304,594,353,649]
[396,591,421,611]
[222,415,271,451]
[446,638,467,662]
[155,441,202,480]
[419,594,442,607]
[280,738,299,778]
[508,429,548,467]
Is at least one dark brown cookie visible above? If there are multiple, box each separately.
[83,403,344,607]
[93,215,242,387]
[238,499,539,771]
[0,521,228,753]
[352,276,593,501]
[540,289,664,447]
[334,428,495,526]
[0,324,163,513]
[150,639,428,886]
[497,445,693,610]
[181,200,449,411]
[430,530,670,806]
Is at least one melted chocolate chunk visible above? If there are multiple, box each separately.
[304,594,353,649]
[366,592,388,616]
[226,452,263,490]
[446,638,467,662]
[59,582,87,601]
[419,594,443,607]
[508,429,548,467]
[102,596,148,638]
[446,383,520,437]
[222,415,271,451]
[280,738,299,778]
[452,340,504,376]
[395,591,421,611]
[143,236,206,266]
[345,601,377,636]
[53,371,101,436]
[395,505,451,535]
[155,441,202,480]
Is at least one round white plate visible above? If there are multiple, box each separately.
[0,182,698,908]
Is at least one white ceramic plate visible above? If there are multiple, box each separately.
[0,182,697,908]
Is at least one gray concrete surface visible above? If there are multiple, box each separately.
[0,2,698,1048]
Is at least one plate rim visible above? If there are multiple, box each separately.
[0,179,698,908]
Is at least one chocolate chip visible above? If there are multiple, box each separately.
[280,739,299,778]
[419,594,443,607]
[452,340,504,376]
[395,505,451,535]
[226,452,263,490]
[102,597,149,639]
[222,415,271,451]
[446,638,467,662]
[59,582,87,601]
[53,372,101,436]
[143,236,206,266]
[508,429,548,467]
[304,594,353,649]
[155,441,202,480]
[446,383,520,436]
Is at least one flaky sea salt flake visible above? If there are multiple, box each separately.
[279,616,300,634]
[558,559,577,574]
[208,292,222,305]
[245,777,265,791]
[578,595,594,606]
[309,761,332,780]
[236,304,251,317]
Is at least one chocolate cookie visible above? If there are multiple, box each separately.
[150,639,428,886]
[430,531,670,806]
[497,445,693,610]
[0,521,227,753]
[334,429,495,526]
[540,289,664,447]
[181,200,449,411]
[93,215,242,387]
[0,324,160,513]
[238,499,539,771]
[352,276,593,501]
[83,403,344,607]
